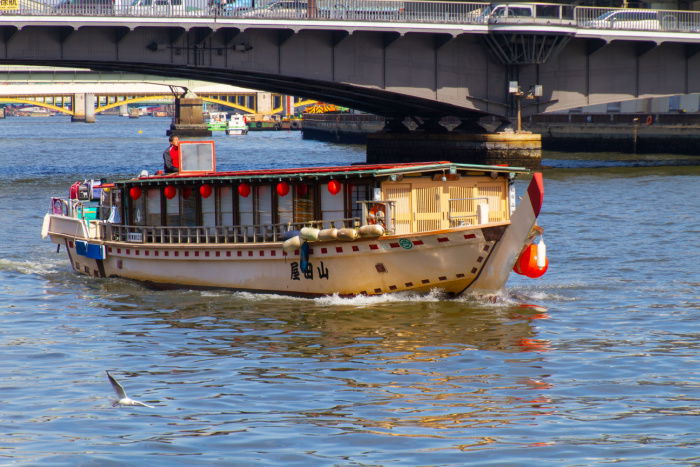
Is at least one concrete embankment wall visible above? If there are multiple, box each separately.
[527,114,700,154]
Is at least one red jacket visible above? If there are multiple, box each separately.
[163,145,180,173]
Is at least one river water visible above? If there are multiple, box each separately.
[1,115,698,465]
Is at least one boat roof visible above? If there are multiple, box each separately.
[118,161,529,186]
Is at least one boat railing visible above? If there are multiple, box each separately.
[103,218,361,244]
[448,196,490,227]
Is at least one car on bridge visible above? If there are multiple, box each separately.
[54,0,115,15]
[478,2,574,25]
[316,0,404,20]
[240,0,307,18]
[580,8,699,32]
[209,0,256,16]
[127,0,186,16]
[580,9,665,31]
[239,0,404,20]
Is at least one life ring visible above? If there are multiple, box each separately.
[368,204,386,226]
[645,115,653,126]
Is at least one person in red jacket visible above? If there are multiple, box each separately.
[163,135,180,173]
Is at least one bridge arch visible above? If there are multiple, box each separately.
[199,97,256,114]
[0,97,74,115]
[95,95,172,114]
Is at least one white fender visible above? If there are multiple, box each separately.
[536,238,547,269]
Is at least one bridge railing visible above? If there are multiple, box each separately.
[3,0,700,34]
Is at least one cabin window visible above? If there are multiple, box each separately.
[293,184,314,223]
[255,185,272,226]
[181,186,197,226]
[166,188,179,226]
[278,187,293,225]
[350,183,373,221]
[447,184,476,227]
[202,192,216,227]
[218,186,234,226]
[146,189,161,226]
[320,183,344,225]
[239,190,254,227]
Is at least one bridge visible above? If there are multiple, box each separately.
[0,66,315,117]
[3,1,700,162]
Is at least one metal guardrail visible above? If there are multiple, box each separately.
[105,217,361,244]
[3,0,700,34]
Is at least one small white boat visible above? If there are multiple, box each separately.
[226,114,249,135]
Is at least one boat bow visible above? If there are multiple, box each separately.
[470,173,544,292]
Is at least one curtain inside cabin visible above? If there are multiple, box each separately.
[166,189,179,226]
[202,190,216,227]
[320,183,344,227]
[239,191,254,227]
[181,186,197,227]
[218,186,233,226]
[146,189,161,226]
[278,189,293,225]
[255,185,272,226]
[131,193,146,226]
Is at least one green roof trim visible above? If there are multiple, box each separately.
[115,162,530,186]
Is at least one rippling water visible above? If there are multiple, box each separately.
[1,116,699,465]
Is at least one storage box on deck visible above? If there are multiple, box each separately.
[77,202,100,222]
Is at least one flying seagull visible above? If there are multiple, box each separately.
[106,371,154,408]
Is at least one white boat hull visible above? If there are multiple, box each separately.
[49,224,509,297]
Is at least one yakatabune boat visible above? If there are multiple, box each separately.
[41,141,546,297]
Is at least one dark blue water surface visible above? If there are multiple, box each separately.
[1,116,699,465]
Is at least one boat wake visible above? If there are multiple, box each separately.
[206,287,563,310]
[314,288,447,307]
[0,257,63,276]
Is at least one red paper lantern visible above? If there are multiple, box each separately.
[327,180,341,195]
[164,185,177,199]
[200,184,213,198]
[296,184,309,197]
[238,183,251,198]
[276,181,290,197]
[182,187,192,199]
[129,186,142,200]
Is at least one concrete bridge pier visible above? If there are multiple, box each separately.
[167,93,211,137]
[71,93,95,123]
[366,131,542,168]
[366,117,542,168]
